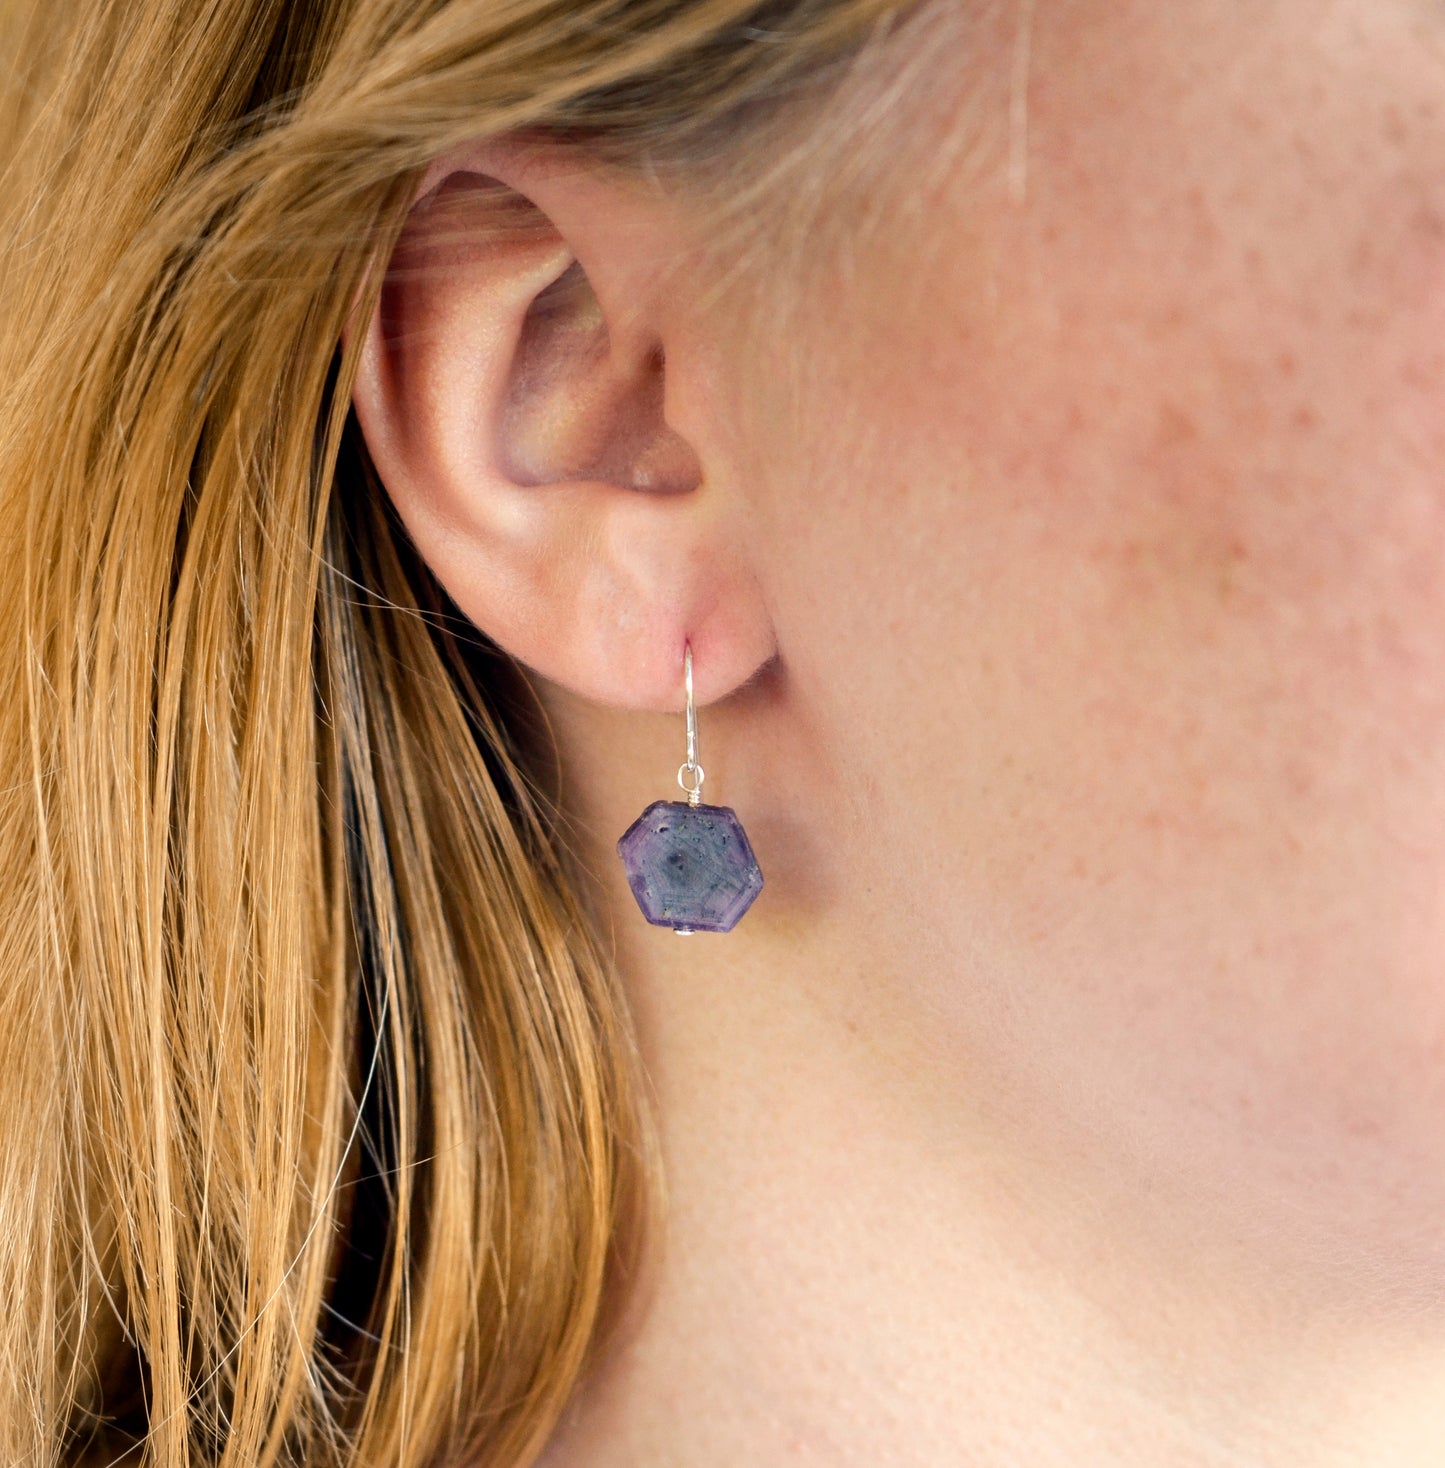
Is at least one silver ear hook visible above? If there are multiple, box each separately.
[677,640,705,807]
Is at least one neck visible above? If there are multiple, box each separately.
[532,688,1445,1468]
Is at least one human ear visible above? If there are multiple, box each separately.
[350,140,775,710]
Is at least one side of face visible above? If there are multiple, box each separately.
[719,0,1445,1300]
[352,0,1445,1315]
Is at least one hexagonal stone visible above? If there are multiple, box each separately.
[616,800,764,934]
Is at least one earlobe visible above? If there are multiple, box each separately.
[350,143,775,711]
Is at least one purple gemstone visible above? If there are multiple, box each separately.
[616,800,764,934]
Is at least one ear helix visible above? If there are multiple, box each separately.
[615,641,764,935]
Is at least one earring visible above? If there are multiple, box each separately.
[616,641,764,935]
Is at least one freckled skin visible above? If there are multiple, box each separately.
[716,0,1445,1303]
[523,8,1445,1461]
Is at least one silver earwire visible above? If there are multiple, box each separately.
[677,641,705,807]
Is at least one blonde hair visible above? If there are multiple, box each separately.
[0,0,910,1464]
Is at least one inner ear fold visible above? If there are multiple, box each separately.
[380,170,560,341]
[501,256,697,493]
[389,168,696,498]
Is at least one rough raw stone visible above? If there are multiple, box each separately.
[616,800,764,933]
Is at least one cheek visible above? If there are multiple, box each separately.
[981,32,1445,957]
[785,172,1445,952]
[738,3,1445,1281]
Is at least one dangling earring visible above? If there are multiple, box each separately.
[616,641,764,935]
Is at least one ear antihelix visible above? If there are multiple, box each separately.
[616,641,764,935]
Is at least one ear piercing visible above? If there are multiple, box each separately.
[616,642,764,934]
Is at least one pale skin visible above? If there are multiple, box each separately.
[351,0,1445,1462]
